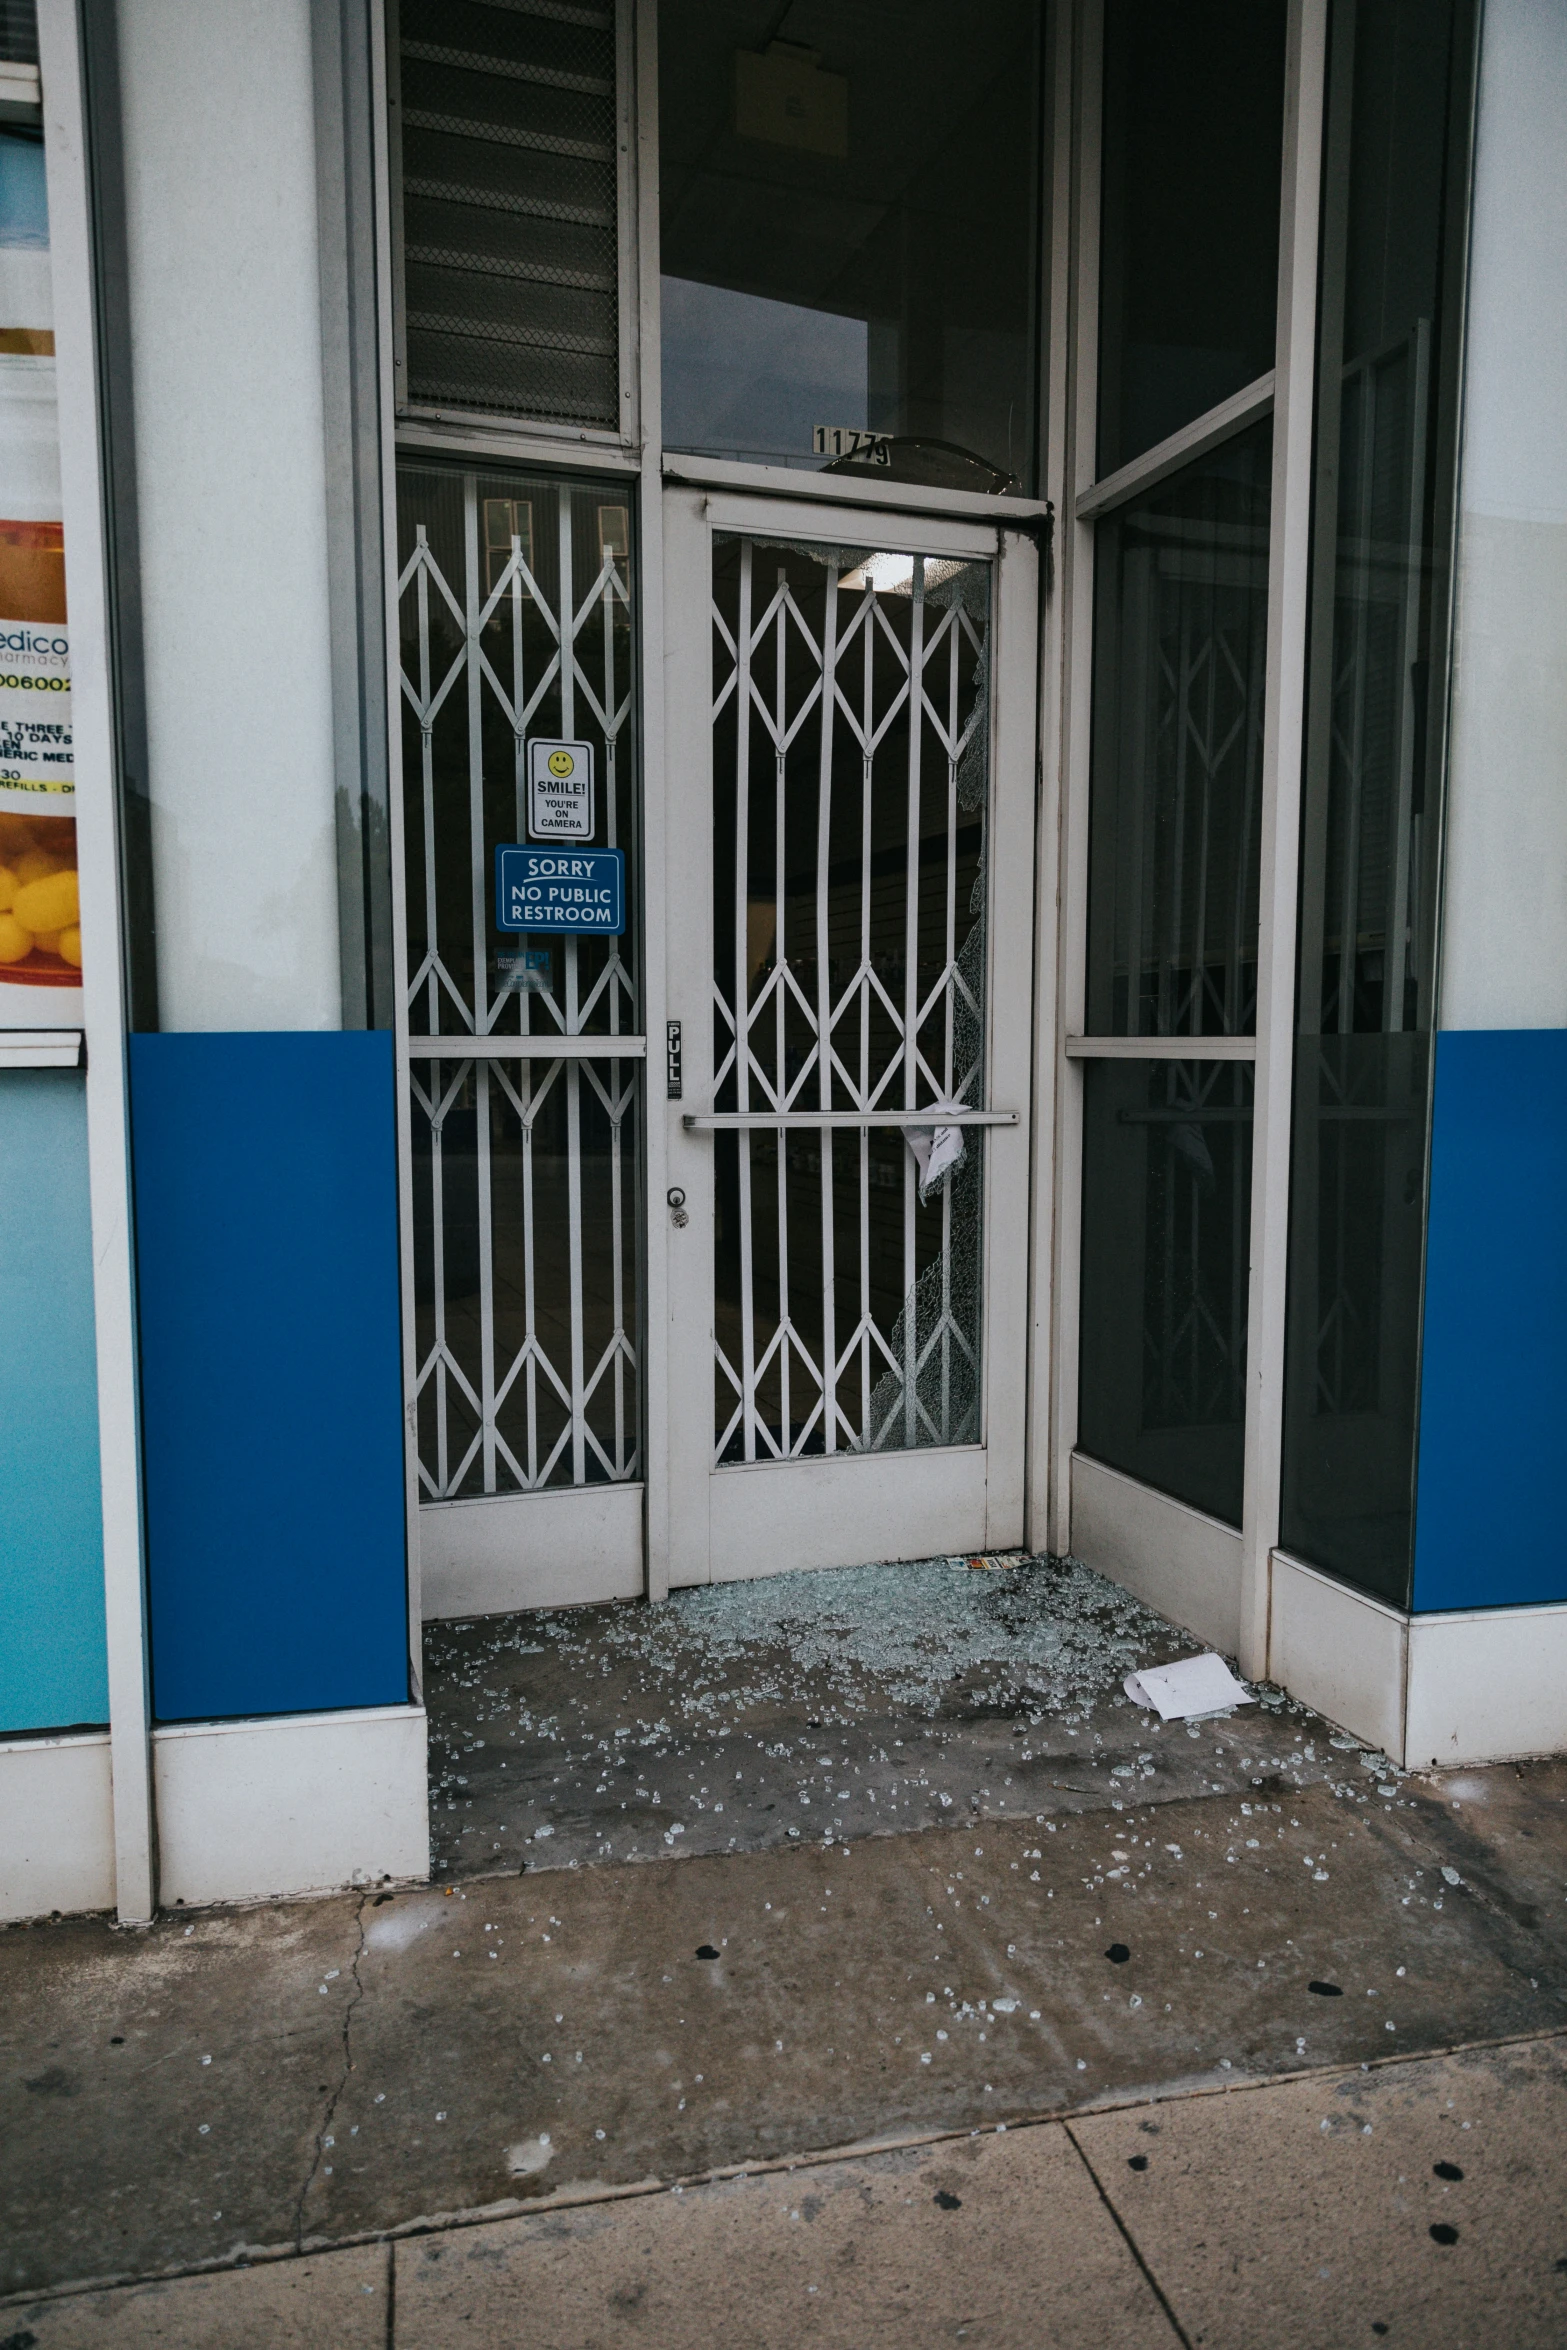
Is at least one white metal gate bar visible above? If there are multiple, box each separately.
[710,535,990,1468]
[686,1110,1015,1129]
[398,467,641,1500]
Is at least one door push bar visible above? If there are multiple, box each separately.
[682,1109,1018,1131]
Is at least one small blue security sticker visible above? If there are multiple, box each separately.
[495,844,625,935]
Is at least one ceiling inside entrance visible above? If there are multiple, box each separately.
[659,2,1043,483]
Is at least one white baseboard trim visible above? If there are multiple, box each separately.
[1267,1556,1567,1767]
[419,1483,644,1619]
[0,1731,115,1921]
[1069,1452,1243,1655]
[152,1704,429,1907]
[1405,1601,1567,1769]
[1268,1551,1408,1756]
[701,1445,990,1584]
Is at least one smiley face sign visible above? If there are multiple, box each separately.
[527,737,595,840]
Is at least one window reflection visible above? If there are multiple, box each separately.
[1086,424,1273,1039]
[659,3,1042,488]
[1280,0,1475,1605]
[1098,0,1286,477]
[1079,424,1271,1523]
[1079,1060,1255,1526]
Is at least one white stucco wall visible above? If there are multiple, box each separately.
[1441,0,1567,1031]
[119,0,340,1030]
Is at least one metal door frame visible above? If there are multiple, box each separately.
[374,0,1057,1616]
[661,485,1040,1587]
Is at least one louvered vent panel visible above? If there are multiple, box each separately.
[398,0,619,429]
[0,0,38,64]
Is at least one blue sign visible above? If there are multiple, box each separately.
[495,845,625,936]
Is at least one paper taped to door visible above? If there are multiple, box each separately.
[1123,1653,1253,1720]
[904,1108,966,1205]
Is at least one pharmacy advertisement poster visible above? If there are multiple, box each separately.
[0,124,78,1024]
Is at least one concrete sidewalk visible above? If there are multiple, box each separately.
[6,1577,1567,2342]
[5,1759,1567,2299]
[8,2033,1566,2347]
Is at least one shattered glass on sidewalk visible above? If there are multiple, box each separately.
[426,1554,1405,1881]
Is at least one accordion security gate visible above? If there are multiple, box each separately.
[707,535,995,1466]
[394,472,1038,1599]
[396,466,642,1532]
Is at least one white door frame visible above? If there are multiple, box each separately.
[660,485,1040,1586]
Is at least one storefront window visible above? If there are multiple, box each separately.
[0,5,109,1745]
[0,111,77,1030]
[1080,1059,1255,1523]
[1085,426,1272,1043]
[659,2,1043,490]
[1097,0,1286,479]
[1279,0,1476,1605]
[1078,427,1272,1525]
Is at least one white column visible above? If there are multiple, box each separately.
[1440,0,1567,1033]
[1239,0,1327,1683]
[39,0,154,1922]
[117,0,340,1032]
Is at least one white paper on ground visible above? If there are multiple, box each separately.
[1124,1653,1253,1720]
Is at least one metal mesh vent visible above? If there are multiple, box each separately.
[0,0,38,67]
[397,0,620,429]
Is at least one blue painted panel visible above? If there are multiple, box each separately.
[1413,1029,1567,1611]
[130,1032,408,1720]
[0,127,49,248]
[0,1072,108,1734]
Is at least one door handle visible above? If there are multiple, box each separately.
[681,1109,1018,1132]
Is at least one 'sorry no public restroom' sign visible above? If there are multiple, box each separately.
[495,845,625,935]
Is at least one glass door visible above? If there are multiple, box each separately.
[662,492,1038,1583]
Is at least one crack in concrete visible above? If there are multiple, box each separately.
[292,1892,368,2253]
[1063,2120,1195,2350]
[9,2022,1567,2313]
